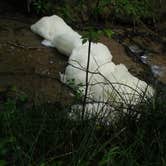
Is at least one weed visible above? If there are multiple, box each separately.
[32,0,51,14]
[0,84,166,165]
[66,79,84,101]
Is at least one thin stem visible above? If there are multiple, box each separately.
[95,0,100,9]
[82,37,92,119]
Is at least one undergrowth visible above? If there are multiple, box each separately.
[0,85,166,166]
[31,0,164,25]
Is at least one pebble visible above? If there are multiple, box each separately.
[49,60,54,64]
[151,65,166,77]
[128,45,144,55]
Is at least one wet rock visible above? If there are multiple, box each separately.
[113,28,166,84]
[128,45,144,56]
[49,60,54,64]
[99,36,146,78]
[140,55,149,64]
[151,65,166,77]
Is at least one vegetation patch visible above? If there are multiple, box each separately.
[30,0,164,25]
[0,84,166,165]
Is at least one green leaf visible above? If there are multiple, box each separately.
[103,29,114,39]
[82,38,88,44]
[0,160,7,166]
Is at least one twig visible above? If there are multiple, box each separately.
[68,61,145,104]
[82,38,92,119]
[46,151,74,163]
[7,41,46,50]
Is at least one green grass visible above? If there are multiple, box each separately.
[0,84,166,166]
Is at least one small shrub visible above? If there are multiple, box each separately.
[32,0,51,14]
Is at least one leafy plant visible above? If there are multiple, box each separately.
[66,79,84,100]
[32,0,51,14]
[82,28,114,43]
[0,85,166,165]
[0,137,16,166]
[99,146,120,166]
[4,99,17,112]
[74,0,159,24]
[112,0,157,22]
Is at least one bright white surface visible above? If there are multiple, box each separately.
[31,15,82,56]
[31,15,154,109]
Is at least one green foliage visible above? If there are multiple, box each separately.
[112,0,158,22]
[30,0,160,24]
[103,29,115,38]
[4,99,17,112]
[0,85,166,165]
[32,0,51,14]
[66,79,84,100]
[55,0,159,25]
[82,28,114,43]
[0,137,16,166]
[0,160,6,166]
[0,73,165,166]
[92,0,158,23]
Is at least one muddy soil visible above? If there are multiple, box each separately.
[0,18,72,105]
[0,0,165,105]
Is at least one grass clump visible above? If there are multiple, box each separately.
[0,84,166,166]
